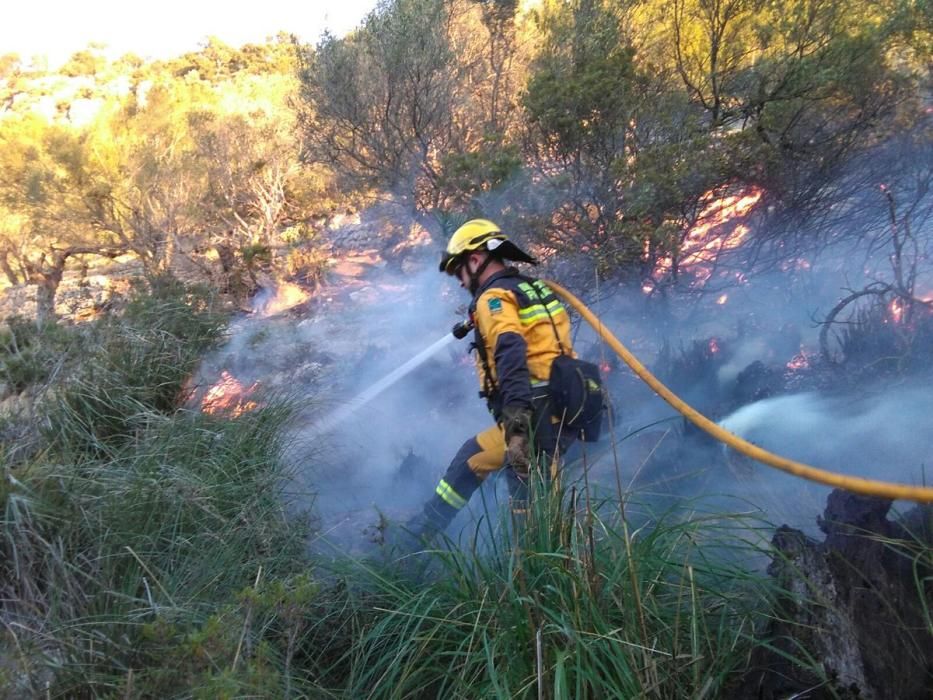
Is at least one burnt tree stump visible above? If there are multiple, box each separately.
[736,490,933,699]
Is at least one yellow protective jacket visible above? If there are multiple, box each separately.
[469,269,574,416]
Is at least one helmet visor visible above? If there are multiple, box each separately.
[439,251,463,275]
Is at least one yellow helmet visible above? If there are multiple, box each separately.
[439,218,536,273]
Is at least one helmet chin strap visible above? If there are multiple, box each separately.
[467,253,495,296]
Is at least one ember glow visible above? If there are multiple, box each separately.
[644,187,763,292]
[781,258,812,272]
[330,250,383,278]
[716,293,729,305]
[391,224,432,252]
[785,348,814,371]
[201,371,260,417]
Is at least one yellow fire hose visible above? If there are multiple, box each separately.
[545,280,933,504]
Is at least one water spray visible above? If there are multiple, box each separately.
[546,279,933,503]
[309,332,457,437]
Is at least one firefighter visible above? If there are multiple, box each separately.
[403,218,578,543]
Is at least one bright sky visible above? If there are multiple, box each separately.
[3,0,381,68]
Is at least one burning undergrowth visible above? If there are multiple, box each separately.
[200,370,261,417]
[179,199,933,696]
[189,236,486,554]
[185,171,933,563]
[642,186,763,294]
[555,279,933,557]
[824,294,933,381]
[590,297,933,534]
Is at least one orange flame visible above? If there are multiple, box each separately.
[260,282,310,316]
[645,187,762,292]
[201,371,260,417]
[889,298,905,324]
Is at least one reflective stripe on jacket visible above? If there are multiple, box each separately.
[470,270,574,413]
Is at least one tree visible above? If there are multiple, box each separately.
[669,0,764,129]
[521,0,735,289]
[0,53,24,112]
[299,0,526,223]
[522,0,641,263]
[78,79,206,277]
[60,47,105,77]
[519,0,924,294]
[191,112,301,245]
[0,114,124,322]
[468,0,524,135]
[653,0,920,255]
[0,36,326,319]
[80,57,303,280]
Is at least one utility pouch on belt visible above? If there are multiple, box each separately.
[549,354,604,442]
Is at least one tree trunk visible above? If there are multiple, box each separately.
[26,246,124,325]
[0,249,20,285]
[215,241,238,295]
[34,272,61,326]
[158,231,177,274]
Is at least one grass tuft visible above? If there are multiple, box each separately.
[320,472,778,699]
[0,276,315,696]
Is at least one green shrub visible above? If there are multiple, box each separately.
[0,316,77,394]
[0,274,319,696]
[42,275,226,456]
[2,404,313,697]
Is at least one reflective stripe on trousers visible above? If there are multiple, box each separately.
[430,392,576,513]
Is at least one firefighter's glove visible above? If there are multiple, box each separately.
[502,405,532,473]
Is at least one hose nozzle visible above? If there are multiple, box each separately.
[452,319,474,340]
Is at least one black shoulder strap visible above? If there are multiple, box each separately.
[469,283,501,403]
[471,328,497,400]
[470,273,567,403]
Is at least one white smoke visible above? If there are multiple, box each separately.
[191,149,933,554]
[257,262,501,555]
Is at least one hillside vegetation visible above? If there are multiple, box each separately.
[1,0,929,319]
[1,0,931,696]
[0,278,784,696]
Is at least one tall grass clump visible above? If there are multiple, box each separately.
[333,473,775,699]
[0,276,315,697]
[0,316,77,395]
[41,275,227,455]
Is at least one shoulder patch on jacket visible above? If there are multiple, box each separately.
[487,297,503,314]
